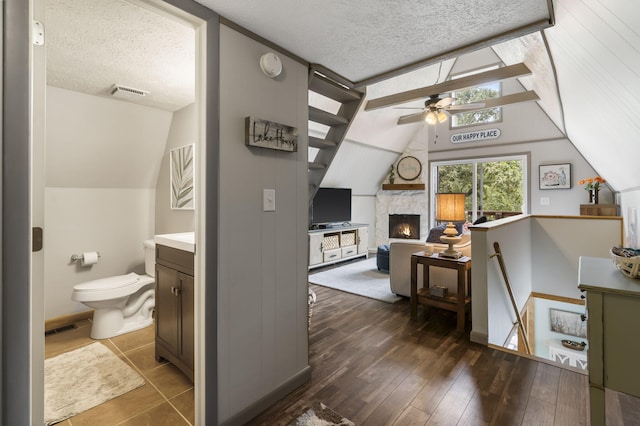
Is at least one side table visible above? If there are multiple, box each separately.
[410,251,472,331]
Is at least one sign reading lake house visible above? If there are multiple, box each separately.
[451,128,501,144]
[245,116,298,152]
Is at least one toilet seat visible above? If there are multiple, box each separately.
[72,272,154,302]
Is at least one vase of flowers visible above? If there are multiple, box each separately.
[578,176,605,204]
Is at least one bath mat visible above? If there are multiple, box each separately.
[289,402,354,426]
[44,342,145,425]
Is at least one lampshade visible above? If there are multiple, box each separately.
[436,193,467,259]
[425,111,437,125]
[436,193,466,222]
[437,110,448,123]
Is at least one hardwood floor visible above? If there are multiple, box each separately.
[248,284,592,425]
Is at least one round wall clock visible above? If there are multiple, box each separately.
[396,156,422,181]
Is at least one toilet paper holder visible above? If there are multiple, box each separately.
[70,252,101,263]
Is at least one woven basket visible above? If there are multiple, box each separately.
[610,248,640,279]
[323,234,340,250]
[341,232,356,247]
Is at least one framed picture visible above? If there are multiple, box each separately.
[170,144,195,210]
[539,163,571,189]
[550,308,586,338]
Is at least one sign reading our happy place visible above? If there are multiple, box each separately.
[450,128,501,144]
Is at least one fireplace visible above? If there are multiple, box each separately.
[389,214,420,239]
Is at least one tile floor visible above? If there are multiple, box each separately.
[45,320,194,425]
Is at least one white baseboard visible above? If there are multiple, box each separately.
[470,329,488,345]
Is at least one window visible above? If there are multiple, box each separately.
[450,65,501,128]
[430,155,527,227]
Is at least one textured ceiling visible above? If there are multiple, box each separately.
[46,0,195,112]
[45,0,551,111]
[197,0,552,84]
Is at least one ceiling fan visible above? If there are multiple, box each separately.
[364,63,540,125]
[395,91,540,125]
[396,94,486,125]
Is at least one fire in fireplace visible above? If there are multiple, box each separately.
[389,214,420,239]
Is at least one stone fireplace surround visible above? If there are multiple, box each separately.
[375,190,429,247]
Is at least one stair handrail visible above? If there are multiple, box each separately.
[489,241,532,355]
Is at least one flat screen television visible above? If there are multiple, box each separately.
[311,188,352,225]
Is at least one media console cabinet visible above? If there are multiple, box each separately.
[308,223,368,269]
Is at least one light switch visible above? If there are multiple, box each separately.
[263,189,275,211]
[540,197,550,206]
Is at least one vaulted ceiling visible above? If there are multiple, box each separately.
[197,0,638,193]
[45,0,640,194]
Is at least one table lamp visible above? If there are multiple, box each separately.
[435,193,466,259]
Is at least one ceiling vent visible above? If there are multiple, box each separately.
[110,84,149,99]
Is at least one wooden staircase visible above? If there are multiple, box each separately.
[308,66,365,203]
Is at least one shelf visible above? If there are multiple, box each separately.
[579,204,618,217]
[417,288,471,312]
[382,183,425,190]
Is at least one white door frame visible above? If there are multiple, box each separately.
[3,1,37,424]
[2,0,220,423]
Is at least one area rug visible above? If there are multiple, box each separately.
[289,402,354,426]
[44,342,145,425]
[309,257,402,303]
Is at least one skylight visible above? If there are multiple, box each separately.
[451,65,502,128]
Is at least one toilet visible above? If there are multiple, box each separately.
[72,240,156,339]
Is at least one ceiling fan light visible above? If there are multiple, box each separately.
[425,111,437,125]
[437,111,448,123]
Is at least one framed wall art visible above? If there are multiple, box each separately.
[539,163,571,189]
[170,144,195,210]
[550,308,586,338]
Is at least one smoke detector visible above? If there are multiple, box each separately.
[260,53,282,78]
[110,84,149,99]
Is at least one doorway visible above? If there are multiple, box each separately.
[2,0,219,424]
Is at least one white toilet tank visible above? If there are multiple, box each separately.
[144,240,156,277]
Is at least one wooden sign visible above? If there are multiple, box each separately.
[245,116,298,152]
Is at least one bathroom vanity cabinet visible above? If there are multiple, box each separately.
[155,244,194,382]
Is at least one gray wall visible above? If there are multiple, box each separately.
[218,25,310,422]
[471,215,623,346]
[44,86,172,319]
[620,189,640,248]
[155,103,196,234]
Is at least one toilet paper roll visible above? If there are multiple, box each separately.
[81,252,99,267]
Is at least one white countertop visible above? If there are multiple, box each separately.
[154,232,195,253]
